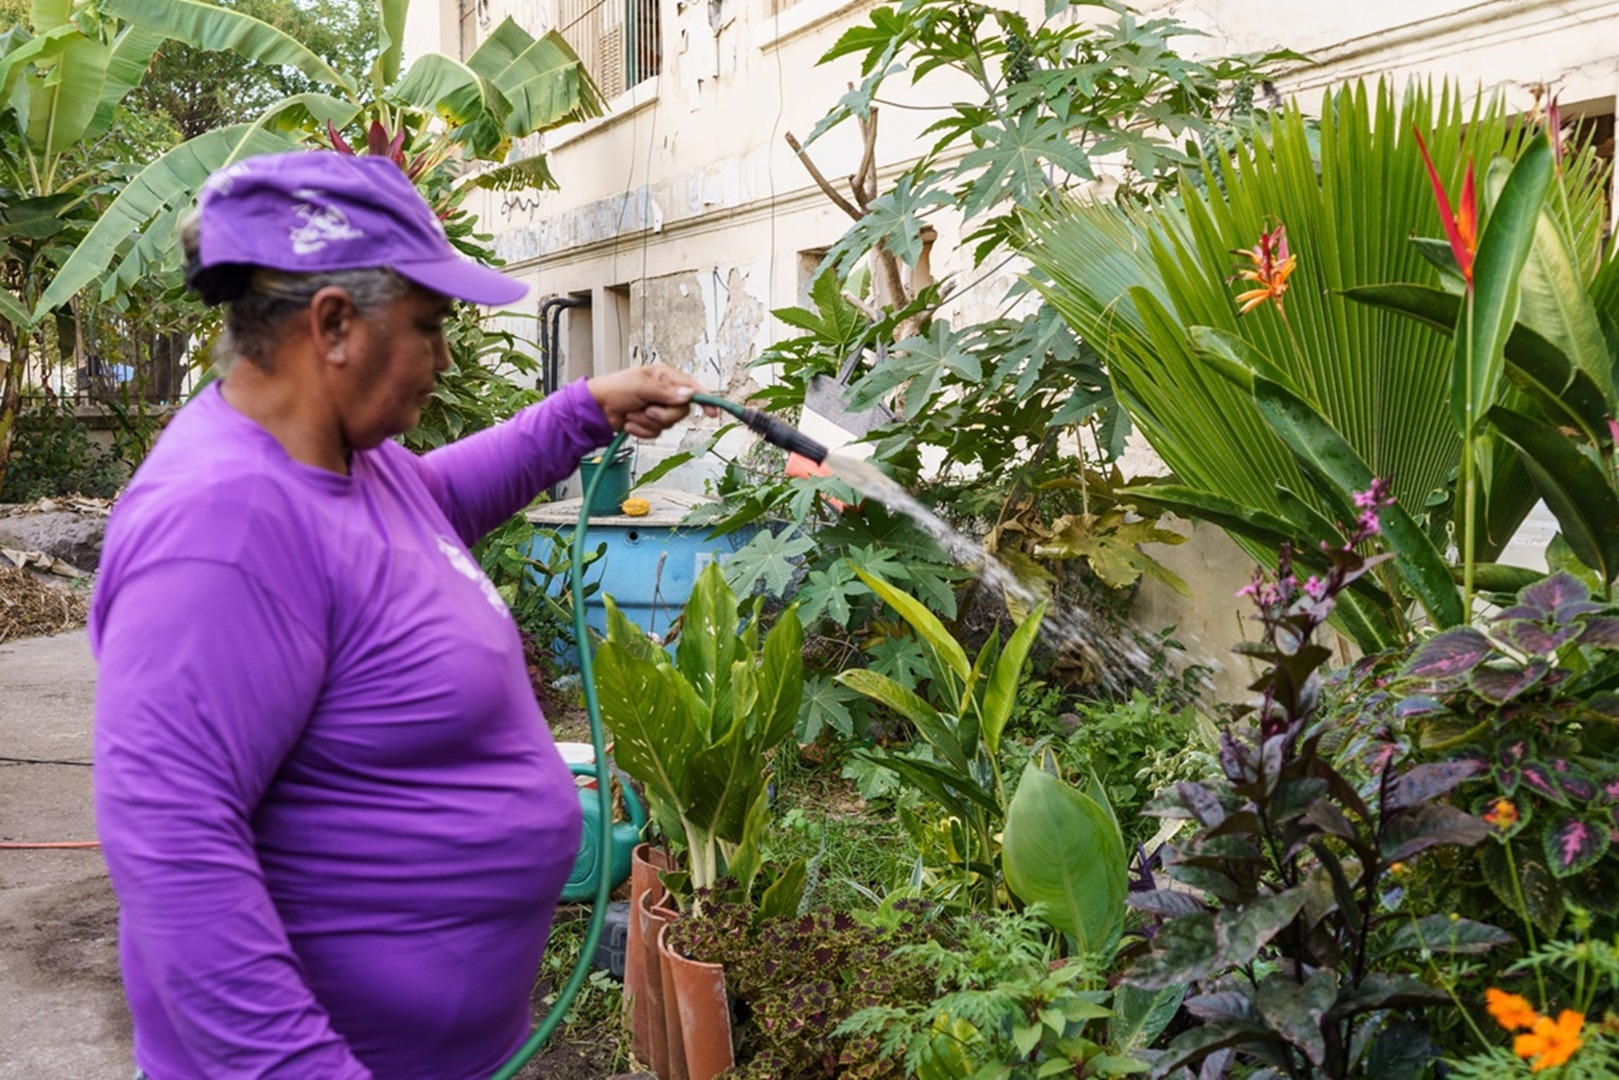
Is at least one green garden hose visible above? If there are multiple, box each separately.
[489,428,627,1080]
[490,394,826,1079]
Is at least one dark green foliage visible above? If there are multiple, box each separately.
[1129,496,1506,1078]
[1,397,124,501]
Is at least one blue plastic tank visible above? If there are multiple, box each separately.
[525,488,744,653]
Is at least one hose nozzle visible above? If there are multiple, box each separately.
[691,393,830,464]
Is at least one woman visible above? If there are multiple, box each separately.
[92,150,713,1079]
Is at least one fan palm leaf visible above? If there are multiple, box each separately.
[1023,81,1586,642]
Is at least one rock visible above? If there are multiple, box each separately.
[0,511,105,572]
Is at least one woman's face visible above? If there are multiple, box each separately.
[334,284,454,449]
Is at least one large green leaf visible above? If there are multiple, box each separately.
[34,122,297,316]
[835,668,966,771]
[465,18,602,136]
[595,637,698,822]
[1502,166,1613,403]
[255,91,361,135]
[673,561,740,715]
[756,606,805,750]
[30,0,71,32]
[1346,283,1610,445]
[1454,137,1552,435]
[372,0,407,91]
[852,566,970,683]
[1488,405,1619,586]
[390,51,505,131]
[1248,374,1463,627]
[31,33,109,159]
[980,602,1044,757]
[85,26,164,142]
[1003,765,1127,955]
[102,0,352,93]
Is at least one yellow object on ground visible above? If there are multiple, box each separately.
[619,497,651,517]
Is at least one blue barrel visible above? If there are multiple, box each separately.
[525,488,745,653]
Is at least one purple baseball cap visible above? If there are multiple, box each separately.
[194,151,528,307]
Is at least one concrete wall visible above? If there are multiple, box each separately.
[409,0,1619,696]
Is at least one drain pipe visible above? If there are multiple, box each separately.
[539,296,590,398]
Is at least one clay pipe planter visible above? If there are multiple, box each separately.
[658,921,734,1080]
[634,889,680,1078]
[626,843,674,1068]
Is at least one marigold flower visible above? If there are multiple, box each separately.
[1487,988,1539,1031]
[1413,128,1478,288]
[1231,223,1297,315]
[1514,1009,1584,1072]
[1483,798,1520,830]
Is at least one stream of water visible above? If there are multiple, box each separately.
[822,453,1175,697]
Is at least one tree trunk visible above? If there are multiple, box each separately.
[0,323,28,497]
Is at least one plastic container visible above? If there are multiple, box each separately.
[576,446,634,516]
[527,489,751,650]
[594,900,631,979]
[562,761,645,903]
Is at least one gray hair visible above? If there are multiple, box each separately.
[179,211,409,373]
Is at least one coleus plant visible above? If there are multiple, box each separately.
[1382,571,1619,936]
[1126,483,1508,1079]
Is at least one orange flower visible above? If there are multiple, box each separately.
[1487,988,1539,1031]
[1483,797,1520,830]
[1413,128,1478,288]
[1231,223,1297,315]
[1514,1009,1584,1072]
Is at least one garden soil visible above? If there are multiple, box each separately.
[0,628,639,1079]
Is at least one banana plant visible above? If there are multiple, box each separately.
[35,0,603,317]
[1022,81,1609,648]
[0,0,168,485]
[834,566,1045,911]
[593,562,804,903]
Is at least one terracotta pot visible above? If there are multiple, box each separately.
[635,890,680,1079]
[658,921,734,1080]
[626,844,675,1066]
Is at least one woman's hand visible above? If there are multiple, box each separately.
[587,364,718,439]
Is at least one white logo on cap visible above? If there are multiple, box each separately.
[288,188,363,254]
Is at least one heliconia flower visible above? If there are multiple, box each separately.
[1413,128,1478,288]
[1483,797,1520,830]
[1514,1009,1584,1072]
[1486,988,1539,1031]
[1231,222,1298,315]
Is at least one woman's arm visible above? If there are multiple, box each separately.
[95,560,371,1079]
[416,366,712,546]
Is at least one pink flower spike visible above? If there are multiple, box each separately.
[1606,417,1619,446]
[1358,509,1382,536]
[1303,576,1328,600]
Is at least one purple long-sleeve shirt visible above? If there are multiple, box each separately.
[91,379,612,1079]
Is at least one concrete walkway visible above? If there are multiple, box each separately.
[0,629,132,1079]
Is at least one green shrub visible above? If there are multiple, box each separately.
[1,397,124,502]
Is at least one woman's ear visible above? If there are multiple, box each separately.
[309,286,357,364]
